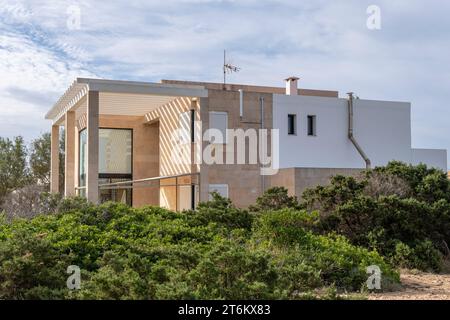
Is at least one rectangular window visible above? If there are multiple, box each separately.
[99,129,132,174]
[208,184,229,199]
[288,114,296,135]
[79,128,133,205]
[307,115,316,136]
[209,111,228,143]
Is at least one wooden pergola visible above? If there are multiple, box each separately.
[45,78,207,204]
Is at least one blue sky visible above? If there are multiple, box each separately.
[1,0,449,165]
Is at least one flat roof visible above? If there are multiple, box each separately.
[45,78,208,123]
[161,79,339,98]
[46,77,341,124]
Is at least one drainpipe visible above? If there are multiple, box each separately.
[347,92,371,169]
[239,89,244,118]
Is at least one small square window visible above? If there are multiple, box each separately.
[288,114,296,135]
[307,115,316,136]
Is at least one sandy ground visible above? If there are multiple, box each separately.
[368,270,450,300]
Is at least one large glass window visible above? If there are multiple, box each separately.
[99,129,132,175]
[78,128,133,205]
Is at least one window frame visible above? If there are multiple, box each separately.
[307,115,317,136]
[287,114,297,135]
[98,127,133,176]
[208,111,228,144]
[78,127,133,205]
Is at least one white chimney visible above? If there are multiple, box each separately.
[285,76,299,95]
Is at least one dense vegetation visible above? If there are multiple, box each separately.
[0,160,449,299]
[300,162,450,272]
[0,133,64,207]
[0,194,398,300]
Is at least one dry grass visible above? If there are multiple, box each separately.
[369,268,450,300]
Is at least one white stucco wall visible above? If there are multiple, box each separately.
[412,148,447,171]
[272,94,446,171]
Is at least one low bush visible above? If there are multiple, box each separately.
[185,192,254,232]
[249,187,300,212]
[0,194,398,299]
[301,161,450,271]
[254,209,399,291]
[5,161,445,299]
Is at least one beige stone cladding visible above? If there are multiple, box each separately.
[268,167,363,200]
[77,114,159,207]
[145,96,200,209]
[202,89,273,208]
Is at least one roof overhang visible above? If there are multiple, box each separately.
[45,78,208,124]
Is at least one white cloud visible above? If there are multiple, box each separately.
[0,3,97,139]
[0,0,449,166]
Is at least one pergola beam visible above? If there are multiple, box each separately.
[45,78,208,125]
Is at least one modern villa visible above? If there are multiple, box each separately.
[45,77,447,210]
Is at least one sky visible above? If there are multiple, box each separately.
[0,0,449,165]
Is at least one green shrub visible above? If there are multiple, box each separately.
[254,209,399,291]
[0,228,71,299]
[0,196,400,299]
[187,240,279,300]
[249,187,300,212]
[253,208,319,244]
[301,162,450,271]
[372,161,450,203]
[3,161,447,299]
[187,192,254,232]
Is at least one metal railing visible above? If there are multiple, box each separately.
[75,173,200,211]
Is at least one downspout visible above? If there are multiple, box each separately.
[347,92,371,169]
[239,89,244,118]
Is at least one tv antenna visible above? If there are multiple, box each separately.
[223,50,240,87]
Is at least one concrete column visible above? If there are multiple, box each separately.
[64,111,76,197]
[190,99,198,209]
[86,91,99,203]
[190,99,198,175]
[74,122,79,194]
[199,97,209,202]
[50,125,60,193]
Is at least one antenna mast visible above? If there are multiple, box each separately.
[223,50,226,86]
[223,50,240,88]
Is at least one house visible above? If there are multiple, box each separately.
[45,77,447,210]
